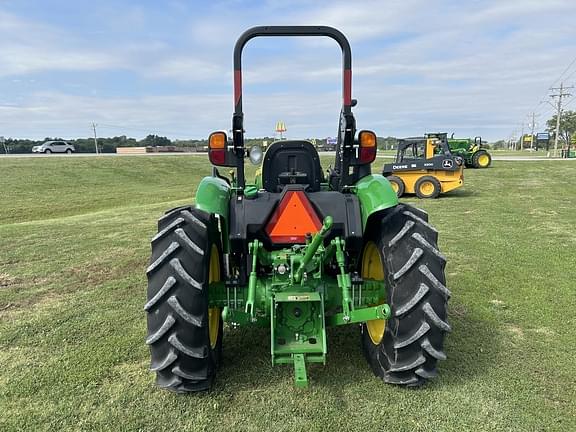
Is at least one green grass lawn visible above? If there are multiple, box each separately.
[1,156,575,431]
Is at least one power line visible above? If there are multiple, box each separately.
[549,82,573,157]
[562,97,576,110]
[545,63,576,105]
[550,55,576,88]
[519,56,576,143]
[563,67,576,84]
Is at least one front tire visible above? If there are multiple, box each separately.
[145,207,223,392]
[360,204,451,386]
[44,149,52,154]
[415,176,441,199]
[472,150,491,168]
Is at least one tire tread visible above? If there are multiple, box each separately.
[361,203,450,386]
[145,206,221,392]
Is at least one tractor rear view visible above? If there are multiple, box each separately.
[145,26,450,391]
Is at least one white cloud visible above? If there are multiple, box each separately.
[0,91,229,139]
[0,11,125,76]
[0,89,342,140]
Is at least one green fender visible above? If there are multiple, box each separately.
[195,176,231,217]
[354,174,399,228]
[195,176,231,251]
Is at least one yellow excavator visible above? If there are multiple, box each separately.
[383,133,464,198]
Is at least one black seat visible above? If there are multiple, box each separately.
[262,141,323,192]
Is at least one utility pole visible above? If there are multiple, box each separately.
[549,82,573,157]
[91,122,99,155]
[519,122,525,151]
[528,112,539,149]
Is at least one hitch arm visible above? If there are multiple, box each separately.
[333,237,353,320]
[245,240,260,319]
[294,216,333,283]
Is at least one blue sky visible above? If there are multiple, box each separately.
[0,0,575,141]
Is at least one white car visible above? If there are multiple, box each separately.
[32,140,75,154]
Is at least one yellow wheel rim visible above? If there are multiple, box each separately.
[478,154,490,167]
[208,244,221,349]
[390,181,399,194]
[361,242,386,345]
[420,181,435,196]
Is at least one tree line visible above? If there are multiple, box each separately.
[0,134,493,153]
[1,134,193,153]
[6,110,576,155]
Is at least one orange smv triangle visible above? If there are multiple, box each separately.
[266,191,322,243]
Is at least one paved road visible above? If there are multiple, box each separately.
[1,152,574,162]
[485,156,575,161]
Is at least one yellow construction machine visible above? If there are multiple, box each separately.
[382,133,464,198]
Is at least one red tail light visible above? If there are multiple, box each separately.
[358,130,377,164]
[266,191,322,243]
[208,131,228,166]
[210,149,226,165]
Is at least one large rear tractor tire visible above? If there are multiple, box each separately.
[145,207,223,392]
[361,203,451,386]
[472,150,491,168]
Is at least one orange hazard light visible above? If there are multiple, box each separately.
[266,191,322,243]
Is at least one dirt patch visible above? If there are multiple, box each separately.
[0,272,20,288]
[0,302,21,319]
[0,273,49,291]
[505,324,524,339]
[450,302,467,318]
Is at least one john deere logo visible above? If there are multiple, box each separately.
[442,159,453,168]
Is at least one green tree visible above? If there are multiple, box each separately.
[378,136,398,150]
[491,140,506,150]
[546,110,576,147]
[140,134,172,147]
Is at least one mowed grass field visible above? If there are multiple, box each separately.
[1,155,575,431]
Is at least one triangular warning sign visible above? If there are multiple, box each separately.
[266,191,322,243]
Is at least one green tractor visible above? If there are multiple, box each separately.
[447,134,492,168]
[145,26,450,391]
